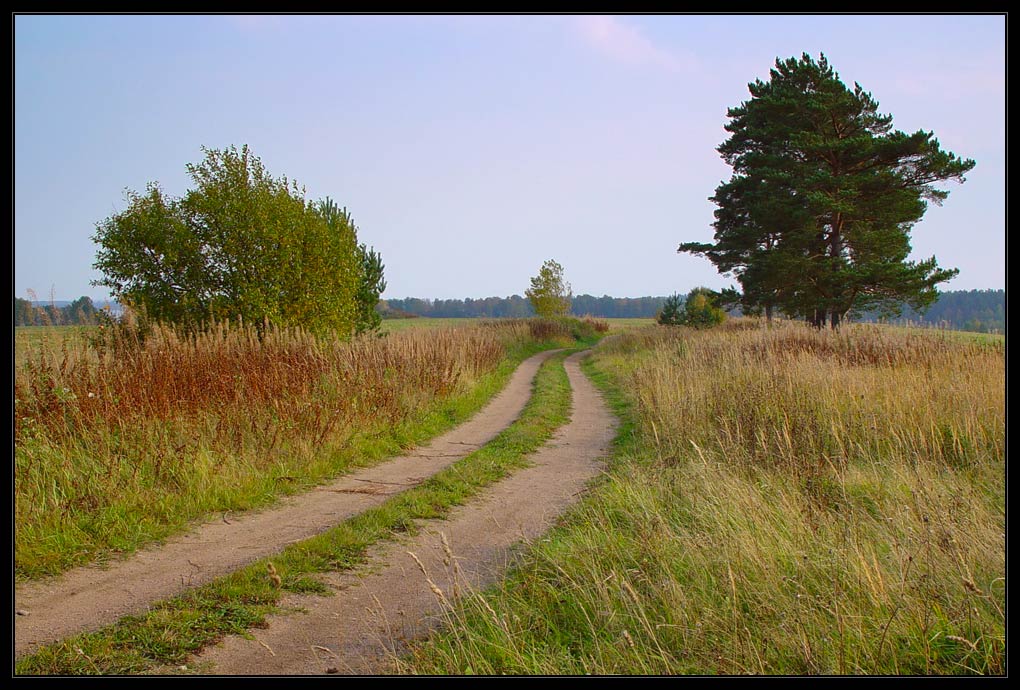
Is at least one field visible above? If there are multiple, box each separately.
[13,317,597,579]
[401,319,1005,675]
[14,316,1005,675]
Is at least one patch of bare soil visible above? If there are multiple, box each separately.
[14,349,560,659]
[190,351,616,675]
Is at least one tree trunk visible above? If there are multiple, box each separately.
[809,308,825,330]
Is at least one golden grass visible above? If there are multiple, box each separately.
[402,318,1004,675]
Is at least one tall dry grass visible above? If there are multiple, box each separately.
[403,319,1005,675]
[14,318,556,579]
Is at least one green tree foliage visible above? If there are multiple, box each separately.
[656,289,726,328]
[679,53,975,329]
[355,245,386,334]
[14,296,99,326]
[14,297,37,326]
[656,294,684,326]
[681,287,727,328]
[92,146,383,336]
[857,288,1005,333]
[525,259,572,318]
[313,197,386,335]
[384,295,667,319]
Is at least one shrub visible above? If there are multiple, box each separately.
[656,294,684,326]
[657,289,726,328]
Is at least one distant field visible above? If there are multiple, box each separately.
[14,326,95,369]
[603,318,655,332]
[16,318,1002,360]
[379,317,477,332]
[884,324,1005,346]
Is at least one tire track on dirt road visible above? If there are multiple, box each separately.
[191,350,616,675]
[14,349,562,659]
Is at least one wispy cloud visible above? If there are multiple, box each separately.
[573,15,696,74]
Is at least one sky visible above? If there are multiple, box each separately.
[14,14,1006,301]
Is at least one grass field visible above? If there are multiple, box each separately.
[401,318,1005,675]
[379,317,477,333]
[15,325,96,369]
[14,317,598,580]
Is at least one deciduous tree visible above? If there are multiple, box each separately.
[526,259,572,318]
[93,146,383,336]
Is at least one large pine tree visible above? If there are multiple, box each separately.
[680,53,975,328]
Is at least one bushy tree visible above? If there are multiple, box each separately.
[93,146,383,336]
[14,297,33,326]
[355,245,386,334]
[656,289,726,328]
[526,259,572,318]
[681,287,727,328]
[314,197,386,335]
[680,54,974,329]
[656,293,684,326]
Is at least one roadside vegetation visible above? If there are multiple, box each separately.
[401,319,1005,675]
[16,348,580,675]
[14,316,600,580]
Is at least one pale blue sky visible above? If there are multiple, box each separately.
[14,14,1005,301]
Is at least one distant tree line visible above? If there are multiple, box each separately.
[14,296,101,326]
[13,289,1002,332]
[854,289,1004,333]
[382,290,1003,332]
[382,295,669,319]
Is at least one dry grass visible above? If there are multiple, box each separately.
[15,320,513,440]
[14,318,568,579]
[402,319,1005,675]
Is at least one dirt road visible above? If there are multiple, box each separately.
[14,349,562,659]
[191,350,616,674]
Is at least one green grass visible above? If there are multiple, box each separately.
[16,349,580,675]
[15,325,96,369]
[602,318,656,332]
[379,317,478,333]
[398,320,1005,676]
[881,324,1005,347]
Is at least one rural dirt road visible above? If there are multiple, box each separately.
[15,345,616,673]
[190,350,616,675]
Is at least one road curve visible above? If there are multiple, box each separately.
[14,348,562,659]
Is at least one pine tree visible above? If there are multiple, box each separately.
[680,53,975,329]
